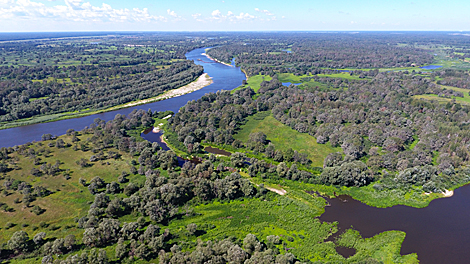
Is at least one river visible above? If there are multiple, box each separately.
[0,47,245,148]
[1,47,468,263]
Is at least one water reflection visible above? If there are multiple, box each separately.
[319,186,470,264]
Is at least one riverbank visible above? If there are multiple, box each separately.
[202,52,233,67]
[0,73,212,131]
[109,73,213,110]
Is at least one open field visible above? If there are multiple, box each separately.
[414,84,470,106]
[233,74,272,92]
[234,112,340,167]
[0,133,140,244]
[164,194,417,263]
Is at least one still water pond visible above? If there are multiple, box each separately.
[420,65,443,70]
[320,186,470,264]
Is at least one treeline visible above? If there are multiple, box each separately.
[206,33,434,77]
[0,61,203,121]
[168,70,470,191]
[434,69,470,89]
[0,110,323,264]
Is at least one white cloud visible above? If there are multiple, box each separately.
[167,9,177,18]
[211,9,222,19]
[209,9,256,22]
[192,13,203,22]
[254,8,274,16]
[0,0,166,23]
[235,12,255,20]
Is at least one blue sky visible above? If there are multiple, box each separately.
[0,0,468,32]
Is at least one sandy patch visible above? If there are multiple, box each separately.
[111,73,213,110]
[152,123,164,133]
[202,53,233,67]
[424,189,454,198]
[265,186,287,196]
[443,189,454,197]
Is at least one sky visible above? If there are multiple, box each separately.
[0,0,469,32]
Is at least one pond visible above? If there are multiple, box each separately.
[282,82,301,86]
[319,185,470,264]
[419,65,443,70]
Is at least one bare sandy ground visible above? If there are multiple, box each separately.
[202,53,233,67]
[425,189,454,197]
[265,186,287,195]
[442,189,454,197]
[111,73,212,110]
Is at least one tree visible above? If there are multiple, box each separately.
[230,152,246,167]
[115,238,128,259]
[33,232,46,246]
[64,235,76,251]
[79,178,87,186]
[187,223,197,235]
[106,181,121,194]
[8,231,29,253]
[41,255,54,264]
[55,139,65,148]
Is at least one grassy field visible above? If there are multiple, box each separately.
[164,194,417,263]
[233,74,272,92]
[0,133,140,244]
[414,84,470,106]
[278,72,363,86]
[234,112,340,167]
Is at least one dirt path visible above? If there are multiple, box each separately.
[265,186,287,195]
[110,73,213,109]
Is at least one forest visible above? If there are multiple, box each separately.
[0,33,224,128]
[3,32,470,263]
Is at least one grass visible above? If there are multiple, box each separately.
[278,72,364,85]
[337,229,418,264]
[233,74,272,93]
[233,112,340,167]
[1,125,420,263]
[0,133,141,244]
[164,192,417,263]
[413,84,470,106]
[316,73,365,80]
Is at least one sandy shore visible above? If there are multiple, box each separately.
[425,189,454,198]
[111,73,213,109]
[443,189,454,197]
[152,123,164,133]
[265,186,287,196]
[202,53,233,67]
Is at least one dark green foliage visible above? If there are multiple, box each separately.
[31,205,45,215]
[321,161,372,187]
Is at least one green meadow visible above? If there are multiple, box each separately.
[414,84,470,106]
[0,133,140,244]
[234,112,340,167]
[233,74,272,92]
